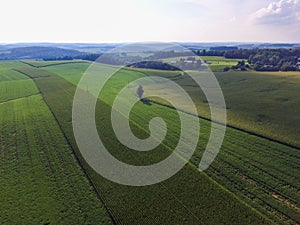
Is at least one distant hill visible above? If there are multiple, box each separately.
[1,42,299,55]
[0,43,121,54]
[0,46,85,60]
[210,46,239,51]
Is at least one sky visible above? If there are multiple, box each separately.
[0,0,299,43]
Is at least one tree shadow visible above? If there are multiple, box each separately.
[140,98,152,106]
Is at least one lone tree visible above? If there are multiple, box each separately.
[136,85,144,99]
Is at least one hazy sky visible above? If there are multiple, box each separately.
[1,0,299,43]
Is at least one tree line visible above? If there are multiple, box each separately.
[42,48,300,72]
[194,48,300,71]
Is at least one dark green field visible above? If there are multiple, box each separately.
[0,69,113,224]
[0,60,299,224]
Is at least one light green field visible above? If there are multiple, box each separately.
[163,56,242,72]
[0,61,24,70]
[125,67,300,147]
[0,69,29,82]
[0,61,30,82]
[200,56,244,72]
[0,62,38,102]
[200,56,244,62]
[20,60,88,68]
[0,79,39,102]
[39,61,91,84]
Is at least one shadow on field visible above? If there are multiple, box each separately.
[141,98,152,106]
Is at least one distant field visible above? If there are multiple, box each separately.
[40,61,91,84]
[44,61,300,147]
[163,56,242,72]
[200,56,243,72]
[0,95,113,224]
[200,56,243,62]
[20,60,88,68]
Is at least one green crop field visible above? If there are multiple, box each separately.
[198,56,243,72]
[13,62,275,224]
[44,62,300,148]
[0,63,40,102]
[1,60,299,224]
[163,56,242,72]
[0,80,39,102]
[0,62,29,82]
[20,60,88,68]
[18,61,299,224]
[0,94,113,224]
[0,61,24,70]
[123,67,300,148]
[0,69,29,82]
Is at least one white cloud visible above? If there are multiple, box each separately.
[251,0,300,25]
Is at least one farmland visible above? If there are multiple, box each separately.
[0,61,28,82]
[13,62,274,224]
[44,61,300,148]
[1,0,299,223]
[136,67,300,147]
[20,59,87,68]
[0,66,113,224]
[0,80,39,102]
[20,61,300,224]
[163,56,242,72]
[0,59,299,224]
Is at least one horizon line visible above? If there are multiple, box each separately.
[1,41,300,45]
